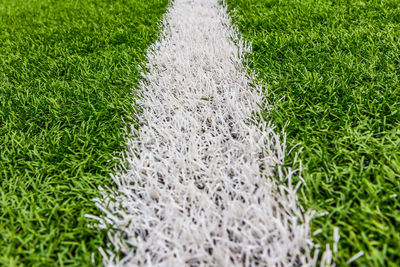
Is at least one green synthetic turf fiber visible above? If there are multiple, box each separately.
[225,0,400,266]
[0,0,168,265]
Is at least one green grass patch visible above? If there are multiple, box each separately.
[226,0,400,266]
[0,0,168,265]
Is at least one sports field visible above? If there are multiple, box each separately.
[0,0,399,266]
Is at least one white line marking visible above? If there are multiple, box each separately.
[92,0,327,265]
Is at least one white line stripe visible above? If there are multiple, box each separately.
[93,0,322,265]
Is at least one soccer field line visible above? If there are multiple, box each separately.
[89,0,332,265]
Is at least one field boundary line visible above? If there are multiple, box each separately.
[88,0,332,265]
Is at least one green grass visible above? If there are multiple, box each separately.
[225,0,400,265]
[0,0,168,265]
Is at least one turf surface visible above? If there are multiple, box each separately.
[226,0,400,265]
[0,0,168,265]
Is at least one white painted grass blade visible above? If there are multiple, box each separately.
[346,251,364,265]
[90,0,333,265]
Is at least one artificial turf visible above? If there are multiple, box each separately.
[225,0,400,266]
[0,0,168,265]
